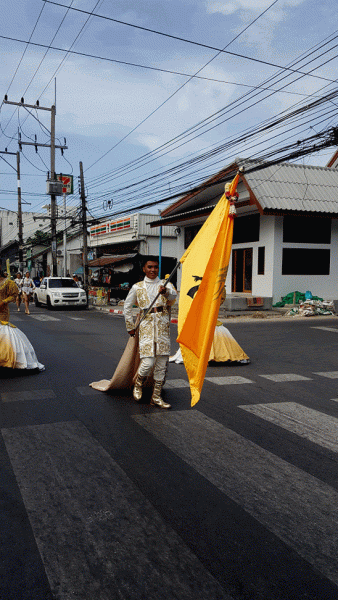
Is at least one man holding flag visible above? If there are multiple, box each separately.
[124,256,177,409]
[177,171,241,406]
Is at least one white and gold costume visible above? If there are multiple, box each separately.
[124,276,177,359]
[0,278,44,370]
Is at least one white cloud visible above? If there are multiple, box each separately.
[206,0,305,16]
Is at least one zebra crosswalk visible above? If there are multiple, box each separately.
[133,406,338,589]
[166,369,338,388]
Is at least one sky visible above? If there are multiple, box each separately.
[0,0,337,241]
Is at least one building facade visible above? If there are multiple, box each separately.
[151,158,338,304]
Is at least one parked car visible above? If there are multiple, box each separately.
[34,277,87,309]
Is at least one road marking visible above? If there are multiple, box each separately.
[314,371,338,379]
[165,379,190,388]
[2,421,231,600]
[30,314,60,322]
[205,376,254,385]
[67,317,85,320]
[239,401,338,453]
[311,327,338,333]
[1,389,56,403]
[259,373,312,382]
[133,409,338,587]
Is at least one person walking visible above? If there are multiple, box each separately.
[14,272,23,312]
[124,256,177,409]
[21,271,35,315]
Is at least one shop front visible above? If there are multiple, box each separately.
[88,253,139,306]
[87,252,178,306]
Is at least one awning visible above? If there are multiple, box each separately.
[88,253,137,268]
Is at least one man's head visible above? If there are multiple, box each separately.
[142,257,159,280]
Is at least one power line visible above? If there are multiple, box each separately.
[85,30,338,185]
[0,33,323,98]
[42,0,337,85]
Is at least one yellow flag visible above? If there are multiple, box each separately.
[177,174,239,406]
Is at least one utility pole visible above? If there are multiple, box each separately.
[79,161,89,291]
[63,191,67,276]
[16,151,23,271]
[3,96,67,276]
[0,149,23,271]
[50,104,57,276]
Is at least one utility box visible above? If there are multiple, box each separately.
[46,180,63,195]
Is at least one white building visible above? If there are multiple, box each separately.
[0,205,78,248]
[151,158,338,306]
[89,212,177,258]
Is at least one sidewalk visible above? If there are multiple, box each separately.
[89,302,338,324]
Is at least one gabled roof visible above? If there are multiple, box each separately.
[159,158,338,221]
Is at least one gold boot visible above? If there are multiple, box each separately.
[150,381,171,409]
[133,374,146,402]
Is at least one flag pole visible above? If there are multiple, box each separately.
[134,260,181,331]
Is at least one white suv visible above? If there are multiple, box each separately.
[34,277,87,308]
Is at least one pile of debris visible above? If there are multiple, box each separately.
[285,299,335,317]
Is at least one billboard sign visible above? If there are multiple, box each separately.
[57,174,73,195]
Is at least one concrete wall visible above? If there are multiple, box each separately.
[224,215,275,297]
[0,208,78,249]
[272,217,338,302]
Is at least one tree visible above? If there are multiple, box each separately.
[26,229,63,246]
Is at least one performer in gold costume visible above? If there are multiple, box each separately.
[0,270,44,370]
[124,257,177,409]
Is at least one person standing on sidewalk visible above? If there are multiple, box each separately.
[21,271,35,315]
[124,256,177,409]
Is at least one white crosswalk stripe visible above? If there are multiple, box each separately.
[314,371,338,379]
[133,409,338,587]
[239,401,338,453]
[205,375,254,385]
[259,373,312,382]
[311,327,338,332]
[30,314,60,322]
[67,317,85,320]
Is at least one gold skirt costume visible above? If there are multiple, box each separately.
[170,322,249,364]
[0,278,44,370]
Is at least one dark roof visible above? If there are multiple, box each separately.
[88,253,137,267]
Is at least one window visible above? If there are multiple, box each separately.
[282,248,330,275]
[283,216,331,244]
[233,214,260,244]
[258,246,265,275]
[184,224,202,249]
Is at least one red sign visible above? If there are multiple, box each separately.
[57,174,73,195]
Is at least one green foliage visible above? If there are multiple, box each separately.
[26,229,63,246]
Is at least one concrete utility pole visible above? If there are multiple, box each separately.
[3,96,67,276]
[63,191,67,276]
[0,149,23,271]
[16,151,23,271]
[50,104,57,276]
[79,161,89,291]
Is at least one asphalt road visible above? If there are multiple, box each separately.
[1,305,338,600]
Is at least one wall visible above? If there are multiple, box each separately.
[272,217,338,302]
[0,208,79,249]
[147,235,177,257]
[224,214,275,297]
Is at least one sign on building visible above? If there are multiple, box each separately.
[90,217,131,240]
